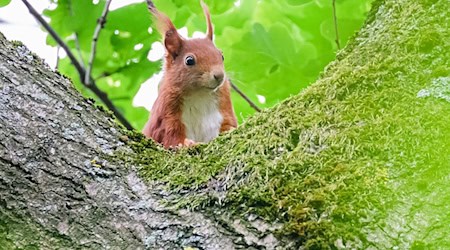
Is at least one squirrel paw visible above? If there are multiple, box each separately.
[180,138,197,147]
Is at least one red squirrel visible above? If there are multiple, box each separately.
[142,1,237,148]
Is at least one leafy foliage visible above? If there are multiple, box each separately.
[43,0,373,129]
[0,0,10,8]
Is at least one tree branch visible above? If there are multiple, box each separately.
[85,0,112,85]
[55,46,60,70]
[229,79,261,112]
[21,0,134,130]
[332,0,341,49]
[21,0,85,78]
[68,0,86,68]
[74,33,86,68]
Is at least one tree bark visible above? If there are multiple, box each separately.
[0,35,274,249]
[1,0,449,249]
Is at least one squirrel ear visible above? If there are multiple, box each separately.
[147,2,183,58]
[164,29,183,58]
[201,1,213,41]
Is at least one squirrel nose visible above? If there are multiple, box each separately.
[213,72,224,83]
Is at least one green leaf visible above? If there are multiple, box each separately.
[43,0,104,47]
[0,0,11,8]
[47,0,374,127]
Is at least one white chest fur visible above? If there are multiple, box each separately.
[181,90,223,142]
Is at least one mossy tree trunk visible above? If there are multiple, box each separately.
[1,0,449,249]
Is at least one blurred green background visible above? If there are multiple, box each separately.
[43,0,374,129]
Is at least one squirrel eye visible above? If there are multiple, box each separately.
[185,56,196,66]
[222,54,224,61]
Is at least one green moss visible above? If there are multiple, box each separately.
[95,104,117,121]
[0,212,72,249]
[10,40,25,47]
[127,0,450,248]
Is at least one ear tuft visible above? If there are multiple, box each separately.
[147,2,183,58]
[146,0,156,12]
[201,1,213,41]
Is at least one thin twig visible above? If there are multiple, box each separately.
[229,79,261,112]
[55,46,60,70]
[74,33,86,68]
[21,0,86,79]
[68,0,86,68]
[21,0,134,130]
[332,0,341,49]
[85,0,113,85]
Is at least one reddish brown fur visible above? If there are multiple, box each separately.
[143,86,186,146]
[201,0,214,41]
[142,2,237,148]
[219,79,238,132]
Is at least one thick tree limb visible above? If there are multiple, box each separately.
[0,33,280,249]
[1,0,449,248]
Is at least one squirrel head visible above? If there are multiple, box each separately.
[149,1,225,92]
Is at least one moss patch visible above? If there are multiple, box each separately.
[127,0,450,248]
[0,211,73,249]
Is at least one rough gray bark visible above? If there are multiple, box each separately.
[0,34,279,249]
[3,0,448,248]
